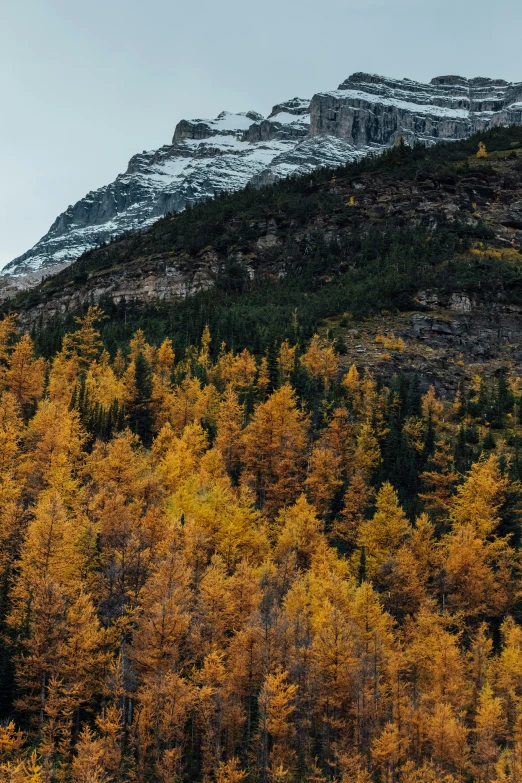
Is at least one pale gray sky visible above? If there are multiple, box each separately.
[1,0,520,269]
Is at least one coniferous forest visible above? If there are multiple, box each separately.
[2,304,522,783]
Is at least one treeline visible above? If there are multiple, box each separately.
[1,309,522,781]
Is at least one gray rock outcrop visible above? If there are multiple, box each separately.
[310,72,522,147]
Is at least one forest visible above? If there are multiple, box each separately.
[1,306,522,782]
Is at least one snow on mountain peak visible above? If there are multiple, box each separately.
[4,71,522,278]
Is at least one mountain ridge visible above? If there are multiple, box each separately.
[6,124,522,353]
[4,70,522,278]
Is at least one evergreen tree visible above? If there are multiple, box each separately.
[127,351,153,447]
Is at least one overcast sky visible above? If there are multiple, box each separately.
[1,0,520,269]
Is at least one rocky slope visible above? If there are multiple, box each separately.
[10,127,522,324]
[3,99,363,277]
[4,72,522,278]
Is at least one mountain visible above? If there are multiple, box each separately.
[4,71,522,278]
[6,123,522,400]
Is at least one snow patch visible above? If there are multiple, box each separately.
[321,89,471,119]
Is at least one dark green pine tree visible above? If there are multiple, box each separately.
[454,426,472,474]
[128,351,154,447]
[422,411,436,462]
[482,429,497,451]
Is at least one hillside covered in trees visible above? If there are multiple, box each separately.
[2,304,522,783]
[3,124,522,365]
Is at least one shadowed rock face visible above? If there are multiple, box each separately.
[4,72,522,279]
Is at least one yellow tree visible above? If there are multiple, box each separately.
[310,593,356,772]
[358,482,411,580]
[242,384,308,517]
[131,544,192,677]
[167,376,217,436]
[11,576,68,728]
[130,545,195,783]
[277,340,296,385]
[231,349,258,393]
[151,338,175,430]
[341,364,362,413]
[62,305,106,370]
[421,385,444,426]
[71,707,122,783]
[450,455,508,539]
[492,713,522,783]
[215,385,244,478]
[0,314,18,391]
[372,722,404,783]
[419,440,458,519]
[215,758,247,783]
[47,345,80,405]
[305,445,343,519]
[6,335,45,413]
[300,334,338,388]
[71,726,108,783]
[333,472,373,544]
[8,489,93,730]
[473,683,506,783]
[256,356,270,400]
[85,431,165,625]
[128,328,155,366]
[443,525,498,619]
[259,668,297,782]
[275,494,324,571]
[404,604,468,713]
[196,651,228,781]
[36,591,107,768]
[60,590,107,712]
[21,400,86,500]
[444,457,511,621]
[198,325,212,369]
[11,490,82,600]
[155,338,175,384]
[496,618,522,731]
[353,422,381,480]
[0,393,25,605]
[350,580,394,757]
[426,702,468,777]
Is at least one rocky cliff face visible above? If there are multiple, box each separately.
[311,73,522,147]
[5,71,522,278]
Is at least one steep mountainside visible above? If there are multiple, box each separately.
[4,71,522,277]
[5,124,522,401]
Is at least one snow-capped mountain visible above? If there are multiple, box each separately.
[5,72,522,277]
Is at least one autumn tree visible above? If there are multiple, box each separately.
[215,385,244,480]
[259,668,297,782]
[62,306,105,369]
[358,482,411,580]
[242,384,308,517]
[300,334,338,389]
[6,335,45,415]
[419,440,458,519]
